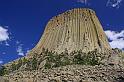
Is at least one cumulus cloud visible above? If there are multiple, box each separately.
[105,30,124,49]
[0,26,9,42]
[106,0,123,8]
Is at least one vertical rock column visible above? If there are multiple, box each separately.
[28,8,111,56]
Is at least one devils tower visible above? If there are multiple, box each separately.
[1,8,124,82]
[29,8,111,56]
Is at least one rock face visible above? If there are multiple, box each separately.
[29,8,111,55]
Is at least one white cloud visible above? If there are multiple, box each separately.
[105,30,124,49]
[109,38,124,49]
[105,30,124,40]
[16,41,30,56]
[0,61,3,64]
[16,44,25,56]
[0,26,9,42]
[106,0,122,8]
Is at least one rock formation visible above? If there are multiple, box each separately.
[1,8,124,82]
[29,8,111,56]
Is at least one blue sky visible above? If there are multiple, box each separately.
[0,0,124,64]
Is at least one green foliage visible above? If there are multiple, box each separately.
[10,58,23,71]
[16,59,23,69]
[9,58,31,72]
[31,57,38,70]
[44,62,52,69]
[61,57,70,66]
[21,56,38,70]
[73,51,100,66]
[0,66,8,76]
[45,51,71,69]
[11,63,17,71]
[22,57,28,64]
[8,49,101,72]
[26,60,32,70]
[73,53,85,65]
[44,49,101,69]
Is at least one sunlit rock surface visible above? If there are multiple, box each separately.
[29,8,111,56]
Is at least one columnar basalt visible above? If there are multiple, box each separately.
[29,8,111,55]
[1,8,124,82]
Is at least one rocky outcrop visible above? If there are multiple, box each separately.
[2,65,124,82]
[29,8,111,56]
